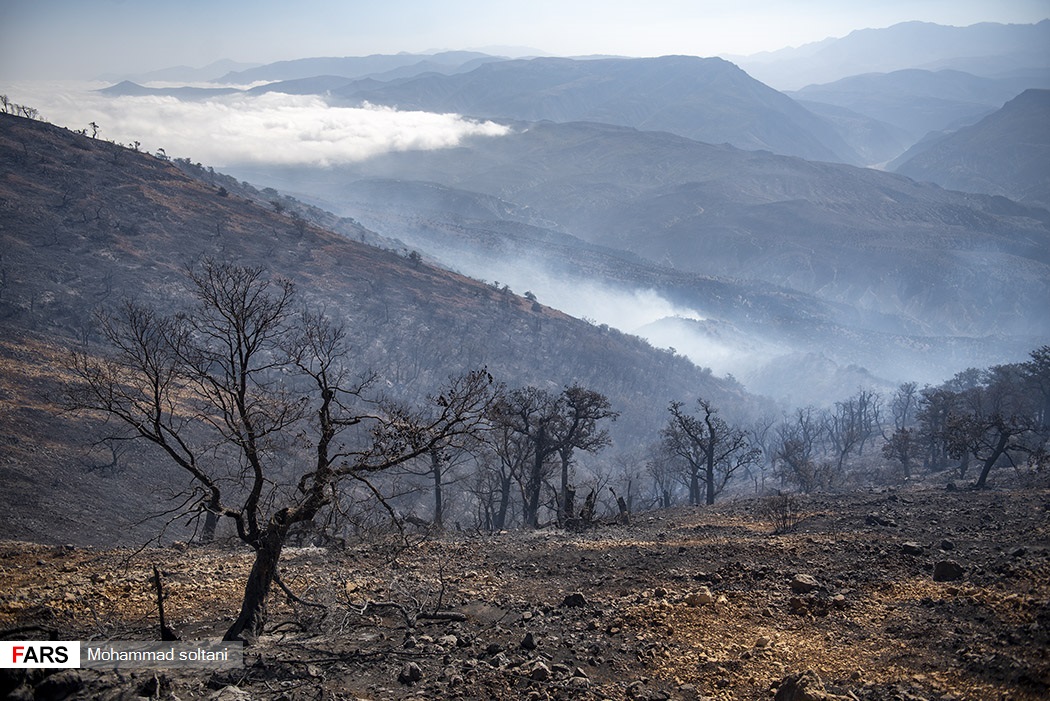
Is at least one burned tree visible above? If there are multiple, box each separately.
[490,384,616,528]
[661,398,760,505]
[773,407,828,493]
[944,363,1043,488]
[69,261,494,641]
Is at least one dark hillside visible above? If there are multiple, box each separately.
[0,113,744,544]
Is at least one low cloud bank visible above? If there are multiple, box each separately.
[3,82,510,166]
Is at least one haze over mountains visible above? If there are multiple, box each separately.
[734,19,1050,90]
[60,19,1049,404]
[2,21,1047,396]
[891,88,1050,209]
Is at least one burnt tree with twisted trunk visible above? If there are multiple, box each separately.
[69,261,495,642]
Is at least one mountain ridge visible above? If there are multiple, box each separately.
[891,88,1050,209]
[330,55,863,164]
[226,119,1050,343]
[736,20,1050,90]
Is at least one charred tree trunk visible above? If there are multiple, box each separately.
[975,431,1011,489]
[200,510,218,544]
[558,449,572,525]
[431,450,444,531]
[689,467,701,506]
[224,523,288,642]
[524,445,544,529]
[494,474,512,531]
[563,486,576,524]
[153,565,180,641]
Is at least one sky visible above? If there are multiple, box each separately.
[2,0,1049,80]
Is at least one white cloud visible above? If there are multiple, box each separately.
[2,81,510,166]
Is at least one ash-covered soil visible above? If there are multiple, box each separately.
[2,486,1048,700]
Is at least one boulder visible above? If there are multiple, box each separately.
[790,574,821,594]
[933,560,965,582]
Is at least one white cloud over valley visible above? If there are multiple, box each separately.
[4,82,510,167]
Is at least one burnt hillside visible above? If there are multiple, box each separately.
[0,113,746,544]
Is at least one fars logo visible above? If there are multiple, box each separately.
[1,641,81,668]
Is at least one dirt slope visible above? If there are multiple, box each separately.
[2,486,1048,700]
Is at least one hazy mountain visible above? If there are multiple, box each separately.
[0,112,760,539]
[296,176,1038,402]
[789,68,1050,142]
[792,99,913,166]
[736,20,1050,91]
[98,80,241,99]
[97,59,260,84]
[330,55,864,164]
[226,120,1050,346]
[213,51,499,84]
[891,89,1050,209]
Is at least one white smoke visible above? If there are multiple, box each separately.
[1,81,510,166]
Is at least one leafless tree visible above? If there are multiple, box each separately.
[944,363,1043,488]
[661,398,760,505]
[891,382,919,432]
[881,427,917,480]
[774,407,829,493]
[490,384,616,528]
[68,261,494,642]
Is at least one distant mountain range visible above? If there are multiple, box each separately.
[735,20,1050,90]
[324,55,864,164]
[789,68,1050,141]
[102,55,865,165]
[891,89,1050,209]
[213,51,503,84]
[99,21,1050,169]
[98,58,261,84]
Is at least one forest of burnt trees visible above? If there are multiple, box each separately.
[65,254,1049,642]
[69,260,1050,551]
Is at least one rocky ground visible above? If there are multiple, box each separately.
[1,486,1048,700]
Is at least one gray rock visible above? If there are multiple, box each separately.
[551,662,572,679]
[561,592,588,608]
[933,560,965,582]
[685,587,716,606]
[209,687,252,701]
[529,661,551,681]
[398,661,423,685]
[774,670,851,700]
[520,631,538,650]
[901,542,925,556]
[790,574,821,594]
[866,513,897,527]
